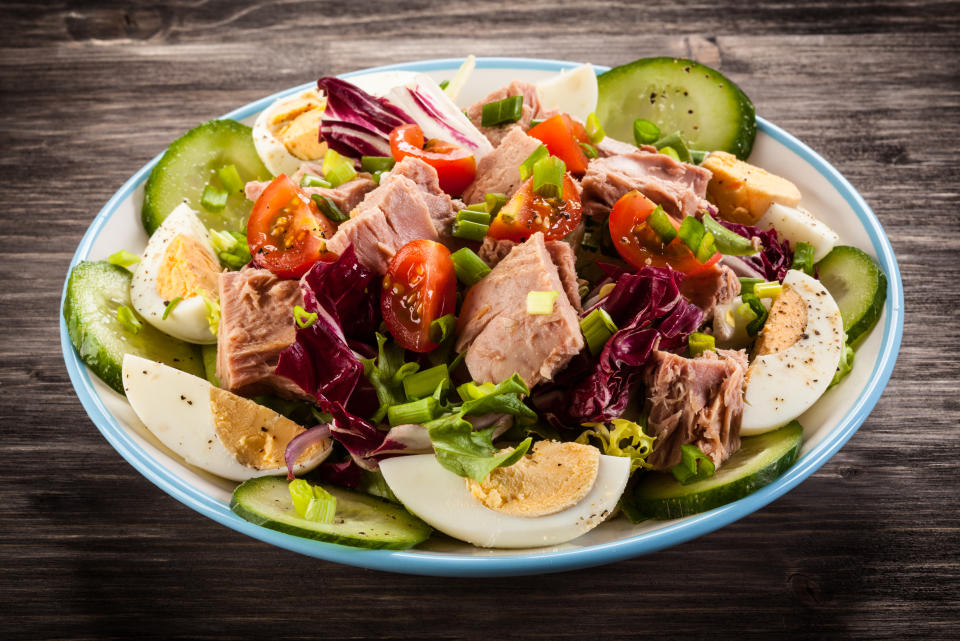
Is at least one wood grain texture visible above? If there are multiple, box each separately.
[1,0,958,639]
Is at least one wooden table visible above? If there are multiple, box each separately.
[2,1,958,638]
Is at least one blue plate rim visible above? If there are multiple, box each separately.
[60,56,904,577]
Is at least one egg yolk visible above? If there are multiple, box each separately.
[155,233,221,302]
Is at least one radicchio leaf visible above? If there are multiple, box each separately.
[717,219,793,282]
[317,76,412,158]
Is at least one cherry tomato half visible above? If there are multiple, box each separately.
[487,175,583,242]
[381,239,457,353]
[247,175,338,279]
[608,190,721,275]
[526,114,591,175]
[389,124,476,196]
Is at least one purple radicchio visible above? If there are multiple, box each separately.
[317,77,413,157]
[275,246,386,469]
[717,219,793,282]
[535,266,703,425]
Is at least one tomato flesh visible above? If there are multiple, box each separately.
[487,175,583,242]
[608,190,721,275]
[389,124,476,196]
[526,114,591,175]
[381,240,457,353]
[247,175,338,279]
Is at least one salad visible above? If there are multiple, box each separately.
[65,56,887,550]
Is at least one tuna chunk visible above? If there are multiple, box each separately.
[463,127,543,204]
[383,157,456,234]
[467,81,555,147]
[595,136,644,158]
[476,236,581,311]
[680,264,741,321]
[643,348,747,471]
[326,174,439,274]
[216,267,308,399]
[581,150,712,219]
[455,232,584,386]
[244,163,376,215]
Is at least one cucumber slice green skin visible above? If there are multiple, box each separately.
[63,261,205,394]
[142,119,272,236]
[815,245,887,345]
[597,57,757,160]
[633,422,803,520]
[230,476,432,550]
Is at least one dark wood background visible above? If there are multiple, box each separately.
[2,1,958,638]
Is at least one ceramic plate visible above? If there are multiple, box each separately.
[60,57,903,577]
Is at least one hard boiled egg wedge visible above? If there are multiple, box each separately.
[252,87,327,176]
[756,203,840,263]
[122,354,332,481]
[130,204,222,344]
[380,441,630,549]
[740,269,845,435]
[535,63,598,123]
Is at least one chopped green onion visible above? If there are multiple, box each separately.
[403,364,450,400]
[201,184,229,212]
[526,290,560,315]
[519,144,549,181]
[659,146,681,161]
[116,305,142,334]
[451,247,491,286]
[480,95,524,127]
[372,170,386,185]
[653,131,691,163]
[456,380,496,402]
[451,219,489,241]
[289,479,337,523]
[580,307,618,356]
[438,80,450,90]
[465,201,489,213]
[457,209,491,225]
[311,194,349,223]
[217,164,244,193]
[209,229,237,253]
[702,214,758,255]
[585,112,606,143]
[528,118,545,128]
[792,241,816,275]
[360,156,395,173]
[695,231,716,263]
[162,297,182,320]
[741,292,769,337]
[738,277,763,295]
[199,292,220,336]
[688,332,716,357]
[532,155,565,199]
[322,148,358,187]
[429,313,456,344]
[647,205,677,244]
[107,249,140,271]
[293,304,318,329]
[736,302,758,322]
[300,174,332,189]
[579,142,598,158]
[671,443,716,485]
[387,396,438,426]
[633,118,661,145]
[484,192,508,215]
[678,216,705,253]
[754,281,783,299]
[690,149,708,164]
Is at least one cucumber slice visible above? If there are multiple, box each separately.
[142,120,272,236]
[815,246,887,344]
[200,343,220,386]
[596,57,756,159]
[230,476,432,550]
[633,421,803,519]
[64,261,204,394]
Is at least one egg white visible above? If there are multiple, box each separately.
[535,63,598,123]
[122,355,332,481]
[252,88,327,176]
[740,270,845,435]
[757,203,839,262]
[130,204,221,344]
[380,453,630,548]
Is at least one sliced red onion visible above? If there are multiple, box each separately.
[284,424,331,480]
